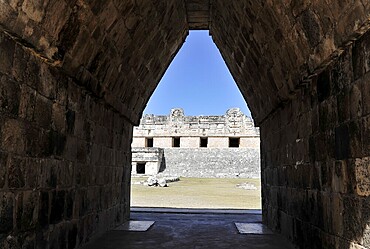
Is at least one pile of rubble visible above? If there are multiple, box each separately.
[132,175,180,187]
[147,175,168,187]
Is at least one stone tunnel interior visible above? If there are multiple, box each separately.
[0,0,370,248]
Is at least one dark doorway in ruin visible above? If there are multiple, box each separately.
[146,138,154,147]
[229,137,240,148]
[130,31,261,211]
[200,137,208,147]
[136,163,146,174]
[172,137,181,147]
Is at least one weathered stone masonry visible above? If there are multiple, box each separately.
[0,32,132,248]
[261,31,370,249]
[0,0,370,248]
[0,1,187,248]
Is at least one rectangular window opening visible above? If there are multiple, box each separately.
[172,137,180,147]
[136,163,146,174]
[146,138,153,147]
[200,137,208,147]
[229,137,240,148]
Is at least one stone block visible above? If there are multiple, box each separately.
[48,130,66,157]
[63,161,75,188]
[65,190,74,220]
[38,64,57,99]
[335,124,350,160]
[353,31,370,80]
[13,46,40,89]
[75,162,89,186]
[0,76,20,115]
[42,0,70,40]
[0,119,26,154]
[51,103,66,133]
[349,120,363,158]
[319,98,337,132]
[77,189,88,217]
[0,151,7,188]
[50,190,65,224]
[33,94,52,129]
[362,76,370,116]
[343,196,362,243]
[25,158,40,189]
[317,69,331,102]
[63,136,77,161]
[354,157,370,196]
[68,223,78,249]
[7,155,26,189]
[0,33,15,75]
[337,86,350,123]
[21,0,49,23]
[18,85,36,121]
[0,192,14,233]
[331,47,353,94]
[331,161,348,193]
[25,127,50,157]
[38,159,57,189]
[363,115,370,155]
[16,191,38,232]
[331,193,344,237]
[349,83,363,120]
[66,109,75,134]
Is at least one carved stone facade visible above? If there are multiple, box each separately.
[132,108,260,148]
[131,108,260,177]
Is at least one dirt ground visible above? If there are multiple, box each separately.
[130,177,261,209]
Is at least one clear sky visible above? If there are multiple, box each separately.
[143,30,251,117]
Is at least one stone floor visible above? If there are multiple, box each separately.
[82,208,296,249]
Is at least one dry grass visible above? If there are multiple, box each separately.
[131,177,261,209]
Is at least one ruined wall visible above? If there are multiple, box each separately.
[161,148,260,178]
[132,108,260,178]
[0,32,132,248]
[261,30,370,248]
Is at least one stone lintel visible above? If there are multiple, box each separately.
[185,0,210,30]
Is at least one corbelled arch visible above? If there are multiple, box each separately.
[0,0,369,248]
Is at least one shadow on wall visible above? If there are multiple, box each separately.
[159,155,166,173]
[260,28,370,249]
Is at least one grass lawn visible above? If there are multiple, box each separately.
[131,177,261,209]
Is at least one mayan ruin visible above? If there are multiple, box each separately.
[0,0,370,248]
[131,108,260,177]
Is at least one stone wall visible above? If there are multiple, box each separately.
[131,148,163,175]
[0,31,132,249]
[260,30,370,248]
[0,0,188,248]
[160,148,260,178]
[1,1,370,248]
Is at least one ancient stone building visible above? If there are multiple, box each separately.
[131,108,260,177]
[0,1,370,248]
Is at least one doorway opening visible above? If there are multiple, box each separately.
[130,31,261,210]
[136,163,146,174]
[200,137,208,147]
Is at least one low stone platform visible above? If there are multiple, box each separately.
[82,208,296,249]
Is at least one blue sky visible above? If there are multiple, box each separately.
[143,30,251,117]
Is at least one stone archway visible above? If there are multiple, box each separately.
[0,1,369,248]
